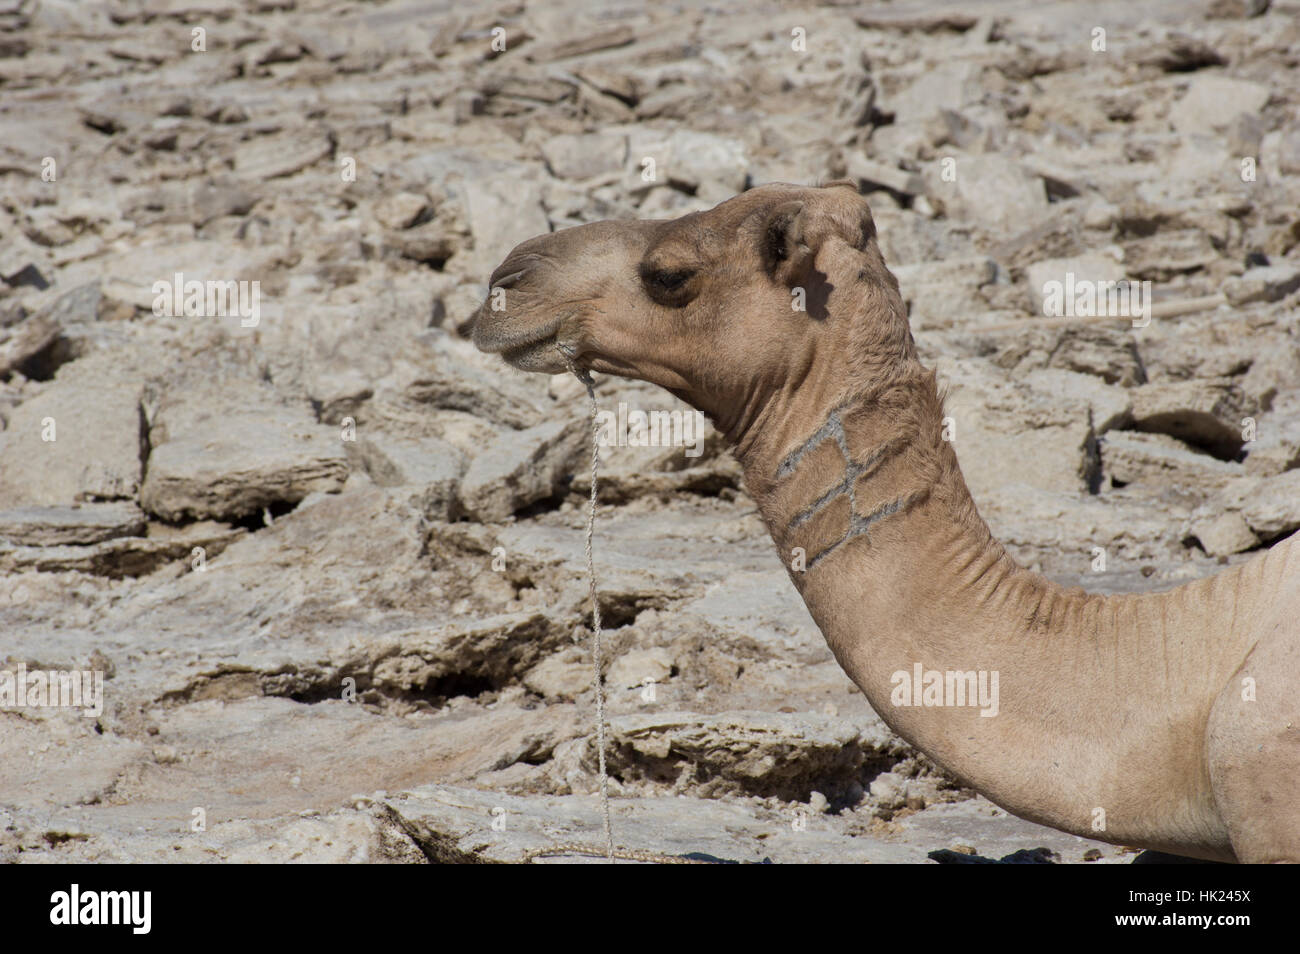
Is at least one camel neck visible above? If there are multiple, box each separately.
[735,362,976,577]
[732,368,1028,703]
[731,367,1244,851]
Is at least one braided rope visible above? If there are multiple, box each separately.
[521,842,710,865]
[578,368,615,862]
[520,358,721,866]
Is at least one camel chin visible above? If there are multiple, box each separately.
[499,338,568,374]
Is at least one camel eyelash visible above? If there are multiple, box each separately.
[641,268,695,293]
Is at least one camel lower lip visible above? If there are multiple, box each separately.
[500,336,569,372]
[502,338,550,359]
[482,320,556,358]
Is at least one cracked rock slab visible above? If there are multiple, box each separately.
[457,417,587,522]
[1129,378,1255,459]
[1206,470,1300,541]
[0,502,146,546]
[597,709,903,802]
[343,434,465,520]
[0,522,243,579]
[1101,431,1242,490]
[0,313,58,376]
[0,380,143,507]
[141,408,349,521]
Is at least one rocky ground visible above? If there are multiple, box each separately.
[1,0,1297,864]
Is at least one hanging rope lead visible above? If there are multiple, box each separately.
[582,370,616,862]
[565,357,615,862]
[521,356,718,865]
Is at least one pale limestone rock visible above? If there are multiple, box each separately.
[1189,511,1258,557]
[457,418,586,522]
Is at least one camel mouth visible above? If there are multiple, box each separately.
[472,300,554,347]
[476,315,572,373]
[472,296,576,373]
[477,320,556,355]
[499,334,569,373]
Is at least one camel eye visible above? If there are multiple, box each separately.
[652,270,691,290]
[640,266,696,301]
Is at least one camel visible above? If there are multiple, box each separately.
[471,181,1300,863]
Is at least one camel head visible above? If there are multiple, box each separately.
[471,181,914,443]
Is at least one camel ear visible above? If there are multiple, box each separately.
[761,201,815,287]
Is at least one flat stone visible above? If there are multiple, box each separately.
[540,130,628,181]
[457,418,586,522]
[480,72,577,106]
[0,379,143,507]
[1121,229,1218,281]
[979,483,1190,571]
[1207,0,1271,16]
[598,709,897,802]
[606,647,673,690]
[572,66,638,105]
[462,174,550,270]
[1214,471,1300,540]
[359,612,572,698]
[933,156,1048,235]
[854,9,979,32]
[844,154,924,196]
[1188,511,1258,557]
[892,257,996,328]
[626,128,749,196]
[388,221,459,265]
[344,435,465,520]
[0,313,58,376]
[1243,393,1300,476]
[234,131,332,180]
[523,648,590,701]
[1101,431,1241,490]
[0,502,146,546]
[373,191,430,231]
[1138,35,1226,73]
[1129,379,1254,459]
[1223,265,1300,306]
[1024,255,1127,318]
[883,61,980,120]
[141,407,349,522]
[568,461,740,504]
[0,523,243,579]
[894,257,997,293]
[527,24,635,62]
[0,231,51,290]
[937,358,1099,496]
[401,346,547,430]
[1023,368,1133,434]
[1016,326,1146,388]
[33,282,102,326]
[1168,75,1271,135]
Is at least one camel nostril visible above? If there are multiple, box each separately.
[490,266,529,289]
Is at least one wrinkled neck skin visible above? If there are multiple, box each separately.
[693,302,1256,864]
